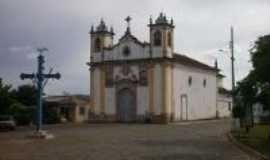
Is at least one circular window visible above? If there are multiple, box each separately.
[123,46,130,57]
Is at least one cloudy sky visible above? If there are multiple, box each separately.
[0,0,269,95]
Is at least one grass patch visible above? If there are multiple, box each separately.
[234,124,270,157]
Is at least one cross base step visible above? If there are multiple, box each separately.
[27,130,54,140]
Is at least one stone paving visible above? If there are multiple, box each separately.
[0,119,257,160]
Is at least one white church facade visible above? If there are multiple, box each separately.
[87,13,231,123]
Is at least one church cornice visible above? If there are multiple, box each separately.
[87,54,218,72]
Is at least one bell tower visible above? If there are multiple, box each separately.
[148,13,174,58]
[90,19,114,58]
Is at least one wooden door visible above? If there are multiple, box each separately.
[117,88,136,122]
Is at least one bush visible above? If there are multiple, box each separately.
[10,103,34,125]
[232,105,245,118]
[43,108,60,124]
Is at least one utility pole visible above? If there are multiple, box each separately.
[230,26,236,98]
[20,48,61,132]
[230,26,240,131]
[219,27,238,130]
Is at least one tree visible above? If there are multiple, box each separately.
[0,78,16,114]
[0,79,36,125]
[250,35,270,84]
[10,102,34,125]
[250,35,270,110]
[15,84,37,106]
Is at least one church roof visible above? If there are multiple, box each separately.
[217,73,225,78]
[44,95,90,106]
[173,53,218,72]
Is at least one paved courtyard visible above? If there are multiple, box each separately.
[0,119,256,160]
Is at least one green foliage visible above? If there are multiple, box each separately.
[0,78,36,125]
[10,103,34,125]
[236,34,270,112]
[250,35,270,110]
[43,108,60,124]
[15,85,37,106]
[236,72,257,105]
[250,35,270,84]
[232,105,245,118]
[0,78,16,114]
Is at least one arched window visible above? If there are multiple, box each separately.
[167,32,172,47]
[122,46,130,56]
[153,30,162,46]
[95,38,101,52]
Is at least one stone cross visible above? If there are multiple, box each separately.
[20,48,60,131]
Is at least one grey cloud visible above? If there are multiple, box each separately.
[0,0,269,94]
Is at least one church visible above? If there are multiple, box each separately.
[87,13,231,123]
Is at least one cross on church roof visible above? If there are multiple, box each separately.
[125,16,132,27]
[125,16,132,33]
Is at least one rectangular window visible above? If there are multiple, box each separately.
[228,102,232,111]
[79,107,85,115]
[188,76,192,86]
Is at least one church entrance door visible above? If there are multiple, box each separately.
[117,88,136,122]
[181,95,188,120]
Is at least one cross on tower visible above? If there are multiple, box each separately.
[125,16,132,33]
[20,48,61,131]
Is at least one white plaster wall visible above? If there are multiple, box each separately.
[104,36,113,47]
[153,64,162,115]
[137,86,148,115]
[102,37,150,62]
[217,93,232,118]
[172,64,217,121]
[217,102,231,118]
[111,41,148,60]
[92,52,102,62]
[93,68,101,114]
[151,47,163,58]
[253,103,264,123]
[105,88,116,114]
[217,78,224,88]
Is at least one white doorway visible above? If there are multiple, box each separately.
[181,94,188,120]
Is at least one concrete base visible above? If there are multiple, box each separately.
[27,130,54,140]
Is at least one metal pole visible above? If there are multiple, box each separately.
[37,54,44,131]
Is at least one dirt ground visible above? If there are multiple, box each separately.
[0,119,256,160]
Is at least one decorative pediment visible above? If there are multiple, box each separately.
[119,32,148,47]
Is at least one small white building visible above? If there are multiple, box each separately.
[253,103,270,124]
[87,13,231,123]
[44,95,90,123]
[217,74,232,118]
